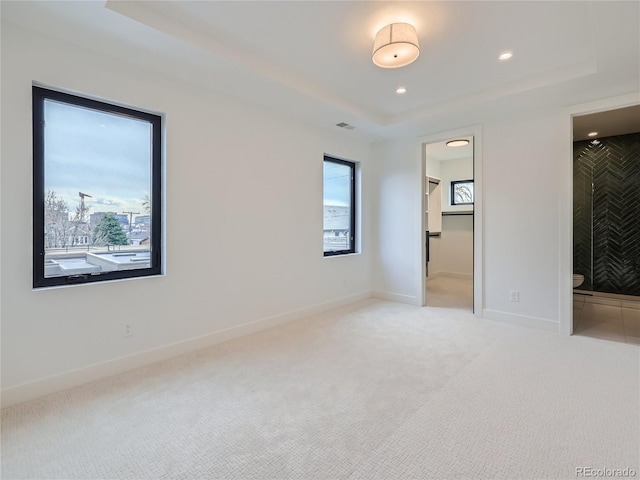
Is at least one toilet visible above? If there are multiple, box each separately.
[573,274,584,288]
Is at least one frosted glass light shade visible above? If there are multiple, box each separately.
[372,23,420,68]
[446,139,470,147]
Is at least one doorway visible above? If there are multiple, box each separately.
[560,94,639,336]
[570,105,640,343]
[422,135,475,312]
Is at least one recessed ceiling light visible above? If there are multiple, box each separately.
[498,51,513,61]
[446,139,470,147]
[396,87,407,94]
[587,131,598,137]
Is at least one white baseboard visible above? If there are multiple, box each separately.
[483,309,559,333]
[373,291,421,306]
[428,271,473,280]
[1,291,373,408]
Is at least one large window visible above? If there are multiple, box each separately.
[32,86,162,288]
[323,156,355,256]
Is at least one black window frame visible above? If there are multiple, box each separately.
[450,179,474,206]
[323,156,356,257]
[32,86,163,288]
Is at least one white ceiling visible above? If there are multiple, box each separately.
[573,105,640,141]
[3,1,639,140]
[425,137,473,163]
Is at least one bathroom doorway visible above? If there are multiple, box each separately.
[571,104,640,343]
[422,136,475,312]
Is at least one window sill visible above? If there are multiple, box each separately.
[33,272,165,291]
[324,252,361,259]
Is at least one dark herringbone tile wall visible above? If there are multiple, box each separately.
[574,132,640,296]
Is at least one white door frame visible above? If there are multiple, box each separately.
[418,125,483,316]
[560,93,640,335]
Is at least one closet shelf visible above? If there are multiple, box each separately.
[442,211,474,216]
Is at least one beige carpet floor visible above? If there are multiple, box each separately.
[2,299,639,479]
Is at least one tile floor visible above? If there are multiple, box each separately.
[573,293,640,344]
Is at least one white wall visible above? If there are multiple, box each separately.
[424,156,441,182]
[429,216,473,277]
[0,22,373,400]
[439,157,474,213]
[482,112,563,327]
[374,109,567,330]
[427,156,474,276]
[371,140,423,304]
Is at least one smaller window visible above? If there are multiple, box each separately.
[451,180,474,206]
[323,156,356,256]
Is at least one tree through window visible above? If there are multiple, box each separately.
[451,180,474,206]
[32,86,162,287]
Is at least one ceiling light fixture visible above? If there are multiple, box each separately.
[587,131,598,137]
[372,23,420,68]
[498,51,513,61]
[446,139,470,147]
[396,86,407,94]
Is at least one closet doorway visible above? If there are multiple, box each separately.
[423,136,475,312]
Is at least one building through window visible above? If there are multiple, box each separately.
[323,156,356,256]
[32,86,162,287]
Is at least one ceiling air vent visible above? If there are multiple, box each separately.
[336,122,355,130]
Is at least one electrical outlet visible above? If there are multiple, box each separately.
[121,322,133,338]
[510,290,520,303]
